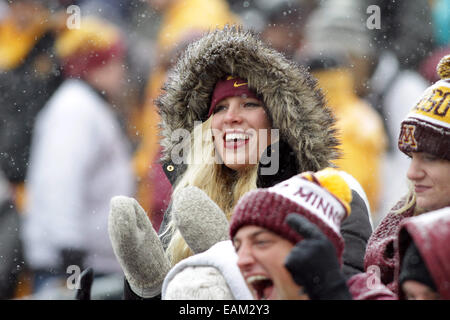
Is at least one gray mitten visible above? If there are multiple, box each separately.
[172,186,230,254]
[108,196,171,298]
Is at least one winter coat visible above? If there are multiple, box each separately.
[158,25,372,272]
[158,152,373,277]
[396,207,450,300]
[364,198,415,294]
[124,26,373,299]
[22,79,135,275]
[347,272,396,300]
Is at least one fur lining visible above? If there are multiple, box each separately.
[157,25,340,172]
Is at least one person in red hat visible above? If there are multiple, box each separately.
[230,168,395,300]
[364,54,450,295]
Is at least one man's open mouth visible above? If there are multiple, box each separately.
[246,275,274,300]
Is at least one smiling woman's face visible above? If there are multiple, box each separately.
[406,152,450,211]
[211,96,272,171]
[233,225,309,300]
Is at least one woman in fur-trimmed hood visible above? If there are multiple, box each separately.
[156,25,348,264]
[109,26,373,300]
[157,25,339,175]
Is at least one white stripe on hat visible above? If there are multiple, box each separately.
[406,113,450,130]
[268,175,346,235]
[432,79,450,89]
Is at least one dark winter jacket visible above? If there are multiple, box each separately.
[0,32,62,183]
[124,26,372,299]
[0,199,23,299]
[159,144,372,274]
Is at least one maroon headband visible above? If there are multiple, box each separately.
[208,76,259,118]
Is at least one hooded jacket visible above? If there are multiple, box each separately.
[396,207,450,300]
[157,24,371,266]
[156,25,340,244]
[123,26,373,299]
[157,26,340,175]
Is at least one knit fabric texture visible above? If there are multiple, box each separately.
[363,198,415,295]
[229,169,351,262]
[398,54,450,160]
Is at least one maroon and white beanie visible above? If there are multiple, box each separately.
[229,168,352,263]
[398,54,450,160]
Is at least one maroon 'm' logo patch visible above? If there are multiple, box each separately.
[399,124,418,149]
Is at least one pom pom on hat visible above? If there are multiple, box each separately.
[398,54,450,160]
[437,55,450,80]
[300,168,352,215]
[229,168,351,263]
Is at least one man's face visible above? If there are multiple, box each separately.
[233,225,309,300]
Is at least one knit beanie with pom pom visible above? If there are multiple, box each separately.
[229,167,352,263]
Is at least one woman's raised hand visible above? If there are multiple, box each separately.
[108,196,170,298]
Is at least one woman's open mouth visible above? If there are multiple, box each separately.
[224,132,250,149]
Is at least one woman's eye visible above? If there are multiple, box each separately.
[244,102,261,108]
[213,105,226,113]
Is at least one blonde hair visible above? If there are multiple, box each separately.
[391,181,425,216]
[163,118,258,265]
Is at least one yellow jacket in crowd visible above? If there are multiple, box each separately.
[314,68,388,214]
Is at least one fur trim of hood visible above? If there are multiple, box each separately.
[157,26,340,172]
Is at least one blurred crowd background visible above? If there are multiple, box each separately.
[0,0,448,299]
